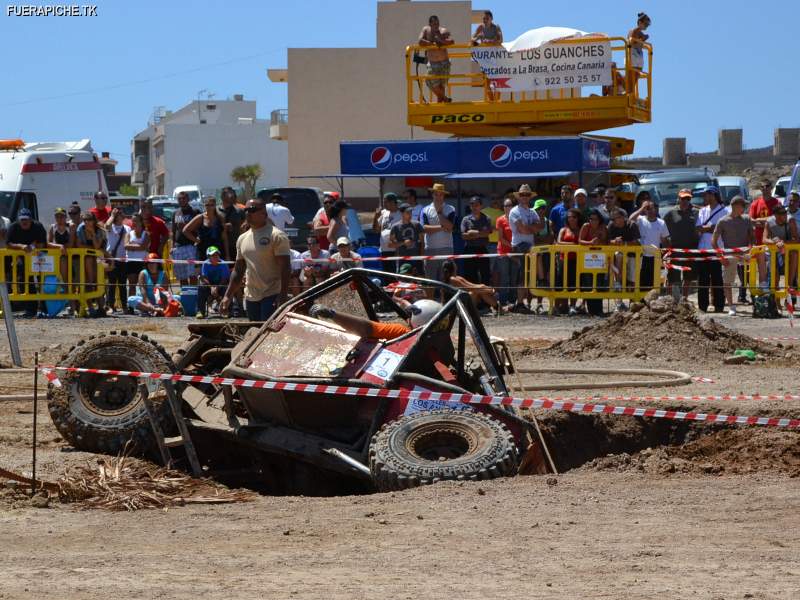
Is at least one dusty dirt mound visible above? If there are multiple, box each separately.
[584,428,800,477]
[538,293,781,361]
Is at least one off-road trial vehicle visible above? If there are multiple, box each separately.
[48,269,544,495]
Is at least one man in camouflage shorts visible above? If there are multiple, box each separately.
[418,15,454,102]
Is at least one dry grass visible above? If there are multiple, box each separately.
[56,453,255,511]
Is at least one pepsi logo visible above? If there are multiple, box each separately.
[489,144,512,168]
[370,147,392,170]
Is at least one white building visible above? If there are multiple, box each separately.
[132,94,288,197]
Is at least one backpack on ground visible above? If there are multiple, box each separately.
[752,293,780,319]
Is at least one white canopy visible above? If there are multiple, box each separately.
[503,27,607,52]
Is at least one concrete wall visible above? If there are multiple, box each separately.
[662,138,687,167]
[718,128,742,157]
[283,1,475,202]
[774,128,800,157]
[160,122,288,194]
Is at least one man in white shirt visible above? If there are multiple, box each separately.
[263,192,295,232]
[629,199,670,290]
[508,184,542,313]
[372,192,402,272]
[420,183,456,286]
[695,186,729,312]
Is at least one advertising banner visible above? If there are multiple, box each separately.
[471,40,612,93]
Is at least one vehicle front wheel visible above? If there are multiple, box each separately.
[368,409,518,492]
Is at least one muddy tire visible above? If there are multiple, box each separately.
[47,330,176,455]
[368,409,518,492]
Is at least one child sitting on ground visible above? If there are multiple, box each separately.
[196,246,230,319]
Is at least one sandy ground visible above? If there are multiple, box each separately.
[1,312,800,599]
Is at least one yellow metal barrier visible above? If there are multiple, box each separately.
[748,243,800,300]
[525,244,662,310]
[405,37,652,137]
[0,247,106,315]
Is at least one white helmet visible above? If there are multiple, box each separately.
[408,299,442,328]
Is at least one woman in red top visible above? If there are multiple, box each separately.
[556,208,583,315]
[495,197,516,306]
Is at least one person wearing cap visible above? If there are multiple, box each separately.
[508,184,542,313]
[89,191,111,226]
[6,209,50,316]
[256,191,295,233]
[549,185,574,236]
[221,198,291,322]
[390,202,424,274]
[329,236,362,272]
[420,183,456,289]
[695,186,729,313]
[373,192,402,272]
[197,246,231,319]
[628,198,670,292]
[764,203,799,306]
[127,252,174,316]
[460,196,493,285]
[573,188,590,219]
[300,235,331,288]
[664,189,699,300]
[712,196,757,316]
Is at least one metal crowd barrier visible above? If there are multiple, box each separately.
[0,247,106,315]
[525,244,662,310]
[749,243,800,299]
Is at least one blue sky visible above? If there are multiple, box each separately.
[2,0,798,169]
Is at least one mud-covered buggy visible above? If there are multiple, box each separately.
[48,268,546,494]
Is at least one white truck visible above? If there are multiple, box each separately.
[0,139,108,223]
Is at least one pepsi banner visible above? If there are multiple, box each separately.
[340,137,610,176]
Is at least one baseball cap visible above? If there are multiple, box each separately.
[678,188,693,199]
[398,202,411,212]
[206,245,221,257]
[574,188,588,198]
[398,263,413,274]
[146,252,160,261]
[383,192,399,202]
[703,185,719,195]
[336,236,351,247]
[18,208,32,220]
[54,207,67,215]
[533,199,548,211]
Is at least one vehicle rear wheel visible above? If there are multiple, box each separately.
[47,330,176,455]
[368,409,518,492]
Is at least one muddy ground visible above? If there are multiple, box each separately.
[1,311,800,599]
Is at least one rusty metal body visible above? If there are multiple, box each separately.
[170,269,539,494]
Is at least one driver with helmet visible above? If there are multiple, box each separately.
[309,298,442,340]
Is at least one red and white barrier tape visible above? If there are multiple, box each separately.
[39,366,799,429]
[664,247,750,255]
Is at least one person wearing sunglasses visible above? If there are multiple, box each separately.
[221,198,290,321]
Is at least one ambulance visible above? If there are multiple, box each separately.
[0,139,108,223]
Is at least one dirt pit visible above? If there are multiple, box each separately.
[536,293,785,361]
[533,409,800,477]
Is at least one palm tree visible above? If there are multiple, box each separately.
[230,164,264,201]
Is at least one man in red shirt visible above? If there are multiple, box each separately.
[89,191,111,226]
[139,198,170,257]
[749,180,780,244]
[495,195,516,306]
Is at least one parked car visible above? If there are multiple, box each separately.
[152,198,180,225]
[772,176,791,203]
[635,168,718,217]
[716,176,750,205]
[257,186,324,249]
[172,185,203,211]
[786,162,800,205]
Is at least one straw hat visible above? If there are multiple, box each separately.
[514,184,534,198]
[429,182,450,195]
